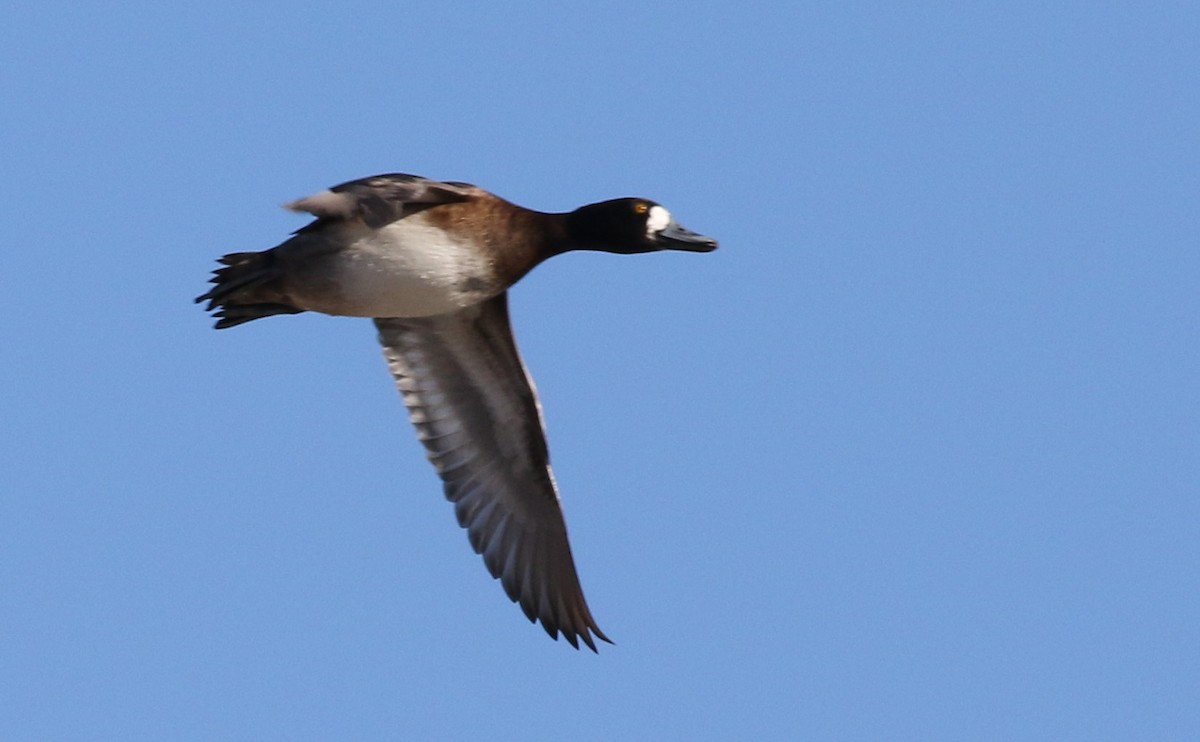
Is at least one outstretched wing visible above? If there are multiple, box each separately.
[287,173,480,229]
[375,294,611,651]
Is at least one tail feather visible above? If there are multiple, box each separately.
[211,303,303,329]
[196,249,304,328]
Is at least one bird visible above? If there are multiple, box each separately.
[197,173,718,650]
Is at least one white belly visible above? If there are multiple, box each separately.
[323,220,497,318]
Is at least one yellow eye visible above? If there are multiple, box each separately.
[634,202,649,214]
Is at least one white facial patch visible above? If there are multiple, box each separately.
[646,205,672,235]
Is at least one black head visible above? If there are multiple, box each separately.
[565,198,718,254]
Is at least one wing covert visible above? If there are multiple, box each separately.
[287,173,478,229]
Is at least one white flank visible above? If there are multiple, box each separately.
[337,216,494,317]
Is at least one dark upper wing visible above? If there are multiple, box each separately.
[375,294,611,651]
[286,173,479,229]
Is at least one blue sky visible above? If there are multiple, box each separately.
[3,2,1197,739]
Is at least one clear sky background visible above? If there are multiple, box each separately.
[2,2,1197,740]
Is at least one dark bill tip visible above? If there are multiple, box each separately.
[656,221,718,252]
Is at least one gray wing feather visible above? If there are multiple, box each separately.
[286,173,477,229]
[375,294,611,651]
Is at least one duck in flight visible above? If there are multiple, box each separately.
[197,173,718,651]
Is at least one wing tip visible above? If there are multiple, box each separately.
[537,613,613,653]
[283,189,355,218]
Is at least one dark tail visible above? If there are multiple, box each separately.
[195,250,303,329]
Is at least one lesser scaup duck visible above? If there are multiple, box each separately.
[197,173,717,651]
